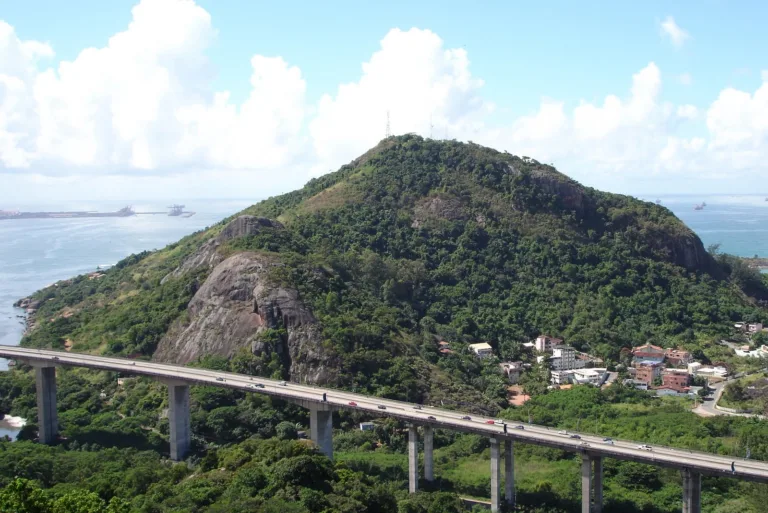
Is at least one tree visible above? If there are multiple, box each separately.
[0,478,50,513]
[275,421,298,441]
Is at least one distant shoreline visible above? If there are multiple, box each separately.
[741,257,768,269]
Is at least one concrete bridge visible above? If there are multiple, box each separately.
[2,345,767,513]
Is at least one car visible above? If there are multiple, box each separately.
[52,356,60,361]
[558,430,567,435]
[485,420,495,424]
[494,419,505,425]
[377,405,387,410]
[255,383,265,388]
[602,437,612,442]
[603,439,614,445]
[277,381,287,386]
[216,377,225,382]
[580,442,591,448]
[569,434,581,439]
[637,444,653,451]
[514,425,525,430]
[413,405,423,410]
[461,416,472,421]
[248,384,256,389]
[348,401,357,406]
[427,416,436,420]
[131,362,136,365]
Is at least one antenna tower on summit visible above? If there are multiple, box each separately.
[385,110,391,138]
[430,115,434,139]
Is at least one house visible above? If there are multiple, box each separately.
[551,368,607,386]
[572,368,608,386]
[653,384,691,397]
[635,362,663,384]
[665,348,693,366]
[469,342,494,358]
[632,344,665,365]
[500,362,524,384]
[662,369,690,388]
[623,379,649,391]
[359,422,375,431]
[692,365,728,378]
[535,335,563,353]
[438,341,451,348]
[749,323,764,334]
[687,362,702,375]
[522,342,536,351]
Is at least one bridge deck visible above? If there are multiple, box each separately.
[2,345,767,483]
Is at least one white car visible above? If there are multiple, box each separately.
[637,444,653,451]
[494,419,505,425]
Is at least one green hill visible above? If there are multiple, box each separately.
[19,135,766,410]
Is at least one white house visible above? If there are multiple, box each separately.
[571,368,608,386]
[469,343,494,358]
[360,422,375,431]
[535,335,562,353]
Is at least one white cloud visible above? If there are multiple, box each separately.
[3,0,768,200]
[660,16,690,48]
[308,28,489,174]
[0,0,307,177]
[678,73,693,86]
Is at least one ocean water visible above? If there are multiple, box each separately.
[0,199,253,438]
[1,194,767,438]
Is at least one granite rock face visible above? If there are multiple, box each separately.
[155,252,338,385]
[162,215,283,283]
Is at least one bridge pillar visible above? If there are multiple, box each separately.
[423,426,434,482]
[33,363,58,444]
[581,453,592,513]
[682,469,701,513]
[309,404,334,460]
[165,381,191,461]
[490,437,501,512]
[505,440,515,506]
[593,456,603,513]
[408,425,419,493]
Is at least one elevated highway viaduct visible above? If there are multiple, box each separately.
[2,346,767,513]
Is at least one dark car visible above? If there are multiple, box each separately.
[427,416,436,420]
[377,405,387,410]
[570,434,581,439]
[461,416,472,421]
[514,425,525,430]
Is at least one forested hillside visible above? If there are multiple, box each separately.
[19,135,766,408]
[7,135,768,512]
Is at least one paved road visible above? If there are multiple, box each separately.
[2,345,768,483]
[693,380,727,417]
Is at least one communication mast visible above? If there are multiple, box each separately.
[430,115,434,139]
[385,110,391,138]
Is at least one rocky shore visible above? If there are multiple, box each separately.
[13,297,38,335]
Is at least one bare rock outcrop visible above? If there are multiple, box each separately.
[163,215,283,282]
[411,195,467,228]
[155,252,338,385]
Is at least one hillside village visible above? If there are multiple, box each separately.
[437,320,768,406]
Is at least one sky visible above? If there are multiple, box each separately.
[1,0,767,204]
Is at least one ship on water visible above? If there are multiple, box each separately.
[0,204,195,220]
[694,202,706,211]
[0,206,136,220]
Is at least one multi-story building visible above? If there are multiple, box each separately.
[632,344,666,365]
[635,363,663,384]
[665,348,693,367]
[535,335,563,353]
[551,346,576,371]
[662,369,691,389]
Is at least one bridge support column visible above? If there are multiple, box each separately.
[33,364,58,444]
[505,440,515,507]
[593,456,603,513]
[581,454,592,513]
[682,469,701,513]
[423,426,434,482]
[490,437,501,512]
[165,381,191,461]
[309,404,334,460]
[408,425,419,493]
